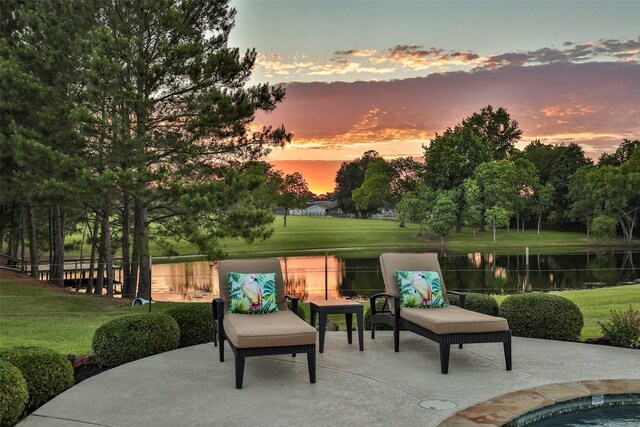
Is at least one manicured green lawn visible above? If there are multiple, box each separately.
[67,216,635,260]
[2,275,637,354]
[0,280,178,354]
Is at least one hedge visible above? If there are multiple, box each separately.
[92,313,180,367]
[448,292,499,316]
[0,347,73,411]
[499,293,584,341]
[0,360,28,427]
[165,304,215,348]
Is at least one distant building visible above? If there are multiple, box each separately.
[370,208,398,219]
[286,200,342,216]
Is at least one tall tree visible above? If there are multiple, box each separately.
[485,206,510,243]
[461,105,522,159]
[512,158,540,231]
[423,124,490,231]
[352,158,393,217]
[396,187,435,234]
[534,183,555,235]
[1,0,89,285]
[583,151,640,242]
[389,157,420,202]
[82,0,291,298]
[471,160,518,230]
[522,141,591,226]
[462,178,483,237]
[275,172,309,227]
[568,166,596,238]
[427,192,457,244]
[334,150,380,216]
[598,139,640,166]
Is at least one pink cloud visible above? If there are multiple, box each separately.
[257,62,640,160]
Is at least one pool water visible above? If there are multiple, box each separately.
[531,404,640,426]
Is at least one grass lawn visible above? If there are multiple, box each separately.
[2,268,637,354]
[66,216,636,260]
[494,285,640,340]
[0,274,179,354]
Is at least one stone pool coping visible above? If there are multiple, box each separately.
[438,378,640,426]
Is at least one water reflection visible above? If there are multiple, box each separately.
[150,250,640,302]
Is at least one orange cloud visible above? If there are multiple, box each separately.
[370,45,482,70]
[255,38,640,81]
[257,62,640,165]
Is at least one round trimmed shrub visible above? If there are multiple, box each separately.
[165,304,215,348]
[92,313,180,367]
[0,347,73,411]
[448,293,499,316]
[0,360,28,426]
[499,293,584,341]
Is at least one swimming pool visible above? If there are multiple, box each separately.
[511,393,640,426]
[531,404,640,426]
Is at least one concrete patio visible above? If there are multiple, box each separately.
[20,332,640,427]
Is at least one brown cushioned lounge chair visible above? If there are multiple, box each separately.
[212,258,317,389]
[370,253,512,374]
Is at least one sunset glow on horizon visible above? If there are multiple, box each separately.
[230,1,640,194]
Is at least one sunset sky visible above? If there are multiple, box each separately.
[230,0,640,194]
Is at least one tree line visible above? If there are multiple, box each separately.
[0,0,292,298]
[333,106,640,243]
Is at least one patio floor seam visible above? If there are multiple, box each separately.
[26,414,111,427]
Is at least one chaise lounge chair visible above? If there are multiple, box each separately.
[212,258,317,389]
[370,253,512,374]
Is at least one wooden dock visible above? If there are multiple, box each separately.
[3,255,123,286]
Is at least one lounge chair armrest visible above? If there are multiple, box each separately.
[447,291,466,309]
[212,298,225,323]
[285,294,299,315]
[369,292,400,315]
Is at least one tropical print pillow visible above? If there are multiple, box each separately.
[395,270,448,309]
[227,272,279,314]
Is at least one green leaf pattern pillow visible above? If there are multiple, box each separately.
[395,270,448,309]
[227,272,279,314]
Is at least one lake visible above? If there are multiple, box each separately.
[149,250,639,302]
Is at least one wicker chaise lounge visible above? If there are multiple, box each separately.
[370,253,512,374]
[212,259,317,389]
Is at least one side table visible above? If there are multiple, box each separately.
[309,300,364,353]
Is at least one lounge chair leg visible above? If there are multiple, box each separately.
[235,355,245,389]
[504,340,512,371]
[440,344,450,374]
[459,344,463,349]
[307,348,316,383]
[292,353,296,357]
[219,334,224,362]
[371,324,375,339]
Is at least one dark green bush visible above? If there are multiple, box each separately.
[0,347,73,411]
[92,313,180,367]
[448,293,499,316]
[365,300,394,331]
[499,293,584,341]
[287,301,308,321]
[165,304,215,348]
[599,305,640,348]
[0,360,28,427]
